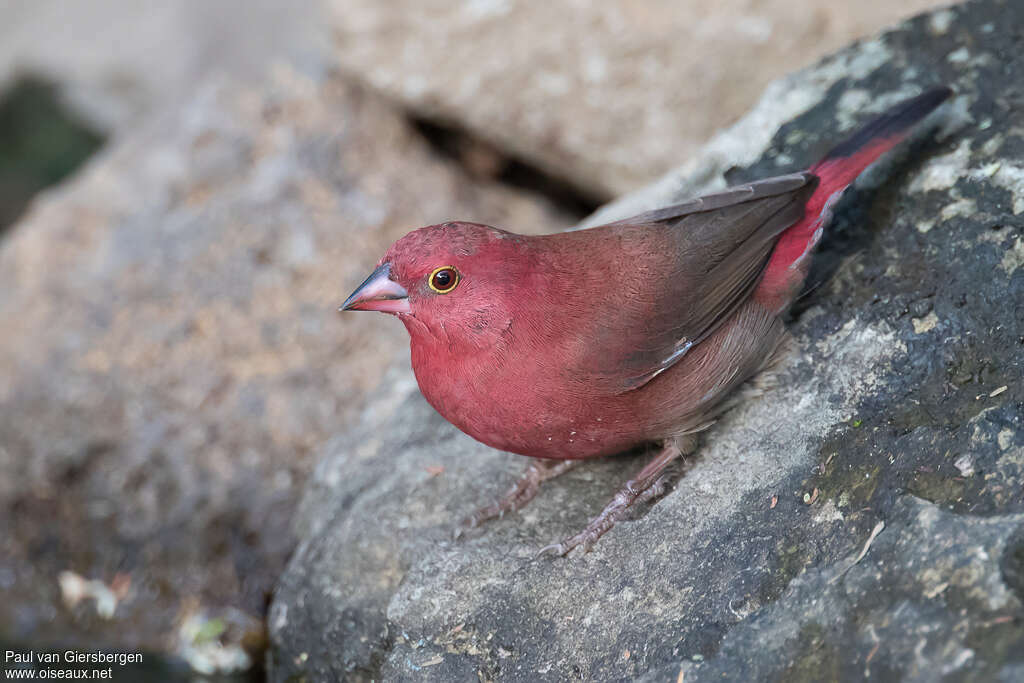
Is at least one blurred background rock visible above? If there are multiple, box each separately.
[0,0,949,678]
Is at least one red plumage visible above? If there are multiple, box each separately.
[342,87,951,553]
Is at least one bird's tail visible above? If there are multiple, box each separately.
[755,86,952,313]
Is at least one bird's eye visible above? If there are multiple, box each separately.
[428,266,460,294]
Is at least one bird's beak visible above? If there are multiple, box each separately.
[339,263,410,313]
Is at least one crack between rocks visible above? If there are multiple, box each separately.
[408,114,609,221]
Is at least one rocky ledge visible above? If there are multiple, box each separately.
[269,1,1024,680]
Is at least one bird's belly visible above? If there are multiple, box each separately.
[410,300,787,460]
[462,403,639,460]
[412,354,642,459]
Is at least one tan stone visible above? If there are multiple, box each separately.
[329,0,948,196]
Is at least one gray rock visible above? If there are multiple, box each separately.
[269,1,1024,680]
[641,496,1024,682]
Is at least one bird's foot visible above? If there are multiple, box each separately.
[536,473,672,556]
[537,442,681,556]
[458,458,579,534]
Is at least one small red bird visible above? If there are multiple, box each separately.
[342,87,951,554]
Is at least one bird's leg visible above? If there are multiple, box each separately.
[538,442,682,556]
[462,458,580,530]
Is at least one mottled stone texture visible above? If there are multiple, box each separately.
[0,68,570,660]
[327,0,946,197]
[270,2,1024,681]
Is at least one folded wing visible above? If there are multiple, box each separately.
[562,172,817,393]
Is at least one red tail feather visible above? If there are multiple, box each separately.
[755,87,952,313]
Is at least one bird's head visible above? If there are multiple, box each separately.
[341,221,541,346]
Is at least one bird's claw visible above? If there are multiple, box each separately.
[535,542,567,558]
[460,487,531,532]
[455,506,506,539]
[536,471,675,557]
[456,459,580,538]
[536,507,624,557]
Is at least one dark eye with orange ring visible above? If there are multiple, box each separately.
[428,266,460,294]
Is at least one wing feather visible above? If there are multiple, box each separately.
[562,172,817,392]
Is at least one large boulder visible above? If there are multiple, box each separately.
[327,0,946,197]
[0,65,570,667]
[269,1,1024,680]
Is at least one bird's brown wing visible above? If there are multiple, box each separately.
[566,172,817,393]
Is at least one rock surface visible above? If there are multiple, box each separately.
[0,66,571,666]
[328,0,947,197]
[0,0,330,131]
[270,1,1024,680]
